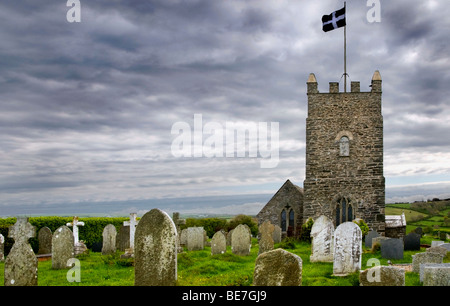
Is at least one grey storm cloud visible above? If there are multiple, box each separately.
[0,0,449,214]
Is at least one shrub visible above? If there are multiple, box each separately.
[353,219,369,238]
[227,214,258,237]
[299,218,314,242]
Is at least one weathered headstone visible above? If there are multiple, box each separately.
[52,225,74,270]
[333,222,362,276]
[422,263,450,286]
[180,228,187,247]
[211,231,227,255]
[439,243,450,252]
[116,225,130,252]
[66,216,87,256]
[412,252,444,273]
[310,215,334,262]
[101,224,117,255]
[134,208,177,286]
[403,232,420,251]
[431,241,444,247]
[364,230,380,249]
[226,229,234,246]
[381,238,404,259]
[253,248,302,286]
[272,225,282,244]
[0,234,5,262]
[413,227,423,237]
[121,213,139,258]
[426,246,448,257]
[359,266,405,286]
[186,227,205,251]
[258,220,275,255]
[4,217,38,286]
[37,226,52,255]
[173,212,186,253]
[231,224,252,256]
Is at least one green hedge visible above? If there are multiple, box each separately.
[0,216,128,256]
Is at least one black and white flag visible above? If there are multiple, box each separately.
[322,7,346,32]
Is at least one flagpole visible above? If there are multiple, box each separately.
[344,1,347,93]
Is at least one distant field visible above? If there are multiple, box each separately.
[385,206,427,222]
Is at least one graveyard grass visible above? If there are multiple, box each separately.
[2,238,448,286]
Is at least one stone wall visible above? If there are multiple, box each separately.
[303,71,385,234]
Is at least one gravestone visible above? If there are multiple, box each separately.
[439,243,450,252]
[101,224,117,255]
[310,215,334,262]
[134,208,177,286]
[422,263,450,286]
[226,229,234,246]
[173,212,186,253]
[66,216,87,256]
[211,231,227,255]
[116,225,130,252]
[359,266,405,286]
[253,248,302,286]
[258,220,275,255]
[431,241,444,247]
[186,227,205,251]
[0,234,5,262]
[4,217,37,286]
[412,252,444,273]
[37,227,52,255]
[272,225,282,244]
[426,246,448,257]
[403,232,421,251]
[381,238,404,259]
[364,230,380,249]
[52,225,74,270]
[333,222,362,276]
[231,224,252,256]
[180,228,187,247]
[121,213,139,258]
[371,236,390,251]
[413,227,423,237]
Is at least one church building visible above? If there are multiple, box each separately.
[257,71,386,236]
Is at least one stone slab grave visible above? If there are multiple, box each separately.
[333,222,362,276]
[66,216,87,256]
[231,224,252,256]
[310,215,334,262]
[186,227,205,251]
[4,217,38,286]
[380,238,404,260]
[421,263,450,286]
[211,231,227,255]
[134,208,177,286]
[412,252,444,273]
[121,213,139,258]
[52,225,74,270]
[258,220,274,255]
[37,226,52,255]
[364,230,380,249]
[426,245,448,257]
[403,232,421,251]
[359,266,405,286]
[253,248,302,286]
[102,224,117,255]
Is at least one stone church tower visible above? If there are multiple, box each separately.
[303,71,385,234]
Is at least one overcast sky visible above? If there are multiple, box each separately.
[1,0,449,216]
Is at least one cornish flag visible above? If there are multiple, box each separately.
[322,7,346,32]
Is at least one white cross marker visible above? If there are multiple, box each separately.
[123,213,139,251]
[67,216,85,245]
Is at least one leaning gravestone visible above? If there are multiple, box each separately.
[310,215,334,262]
[186,227,205,251]
[4,217,38,286]
[364,230,380,249]
[403,232,421,251]
[102,224,117,255]
[52,225,74,270]
[211,231,227,255]
[258,221,275,255]
[381,238,404,259]
[134,208,177,286]
[333,222,362,276]
[359,266,405,286]
[253,248,302,286]
[37,226,52,255]
[232,224,252,256]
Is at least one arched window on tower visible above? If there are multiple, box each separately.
[339,136,350,156]
[335,197,354,226]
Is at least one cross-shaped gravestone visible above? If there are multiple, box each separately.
[173,212,186,253]
[121,213,139,258]
[4,217,38,286]
[66,216,85,245]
